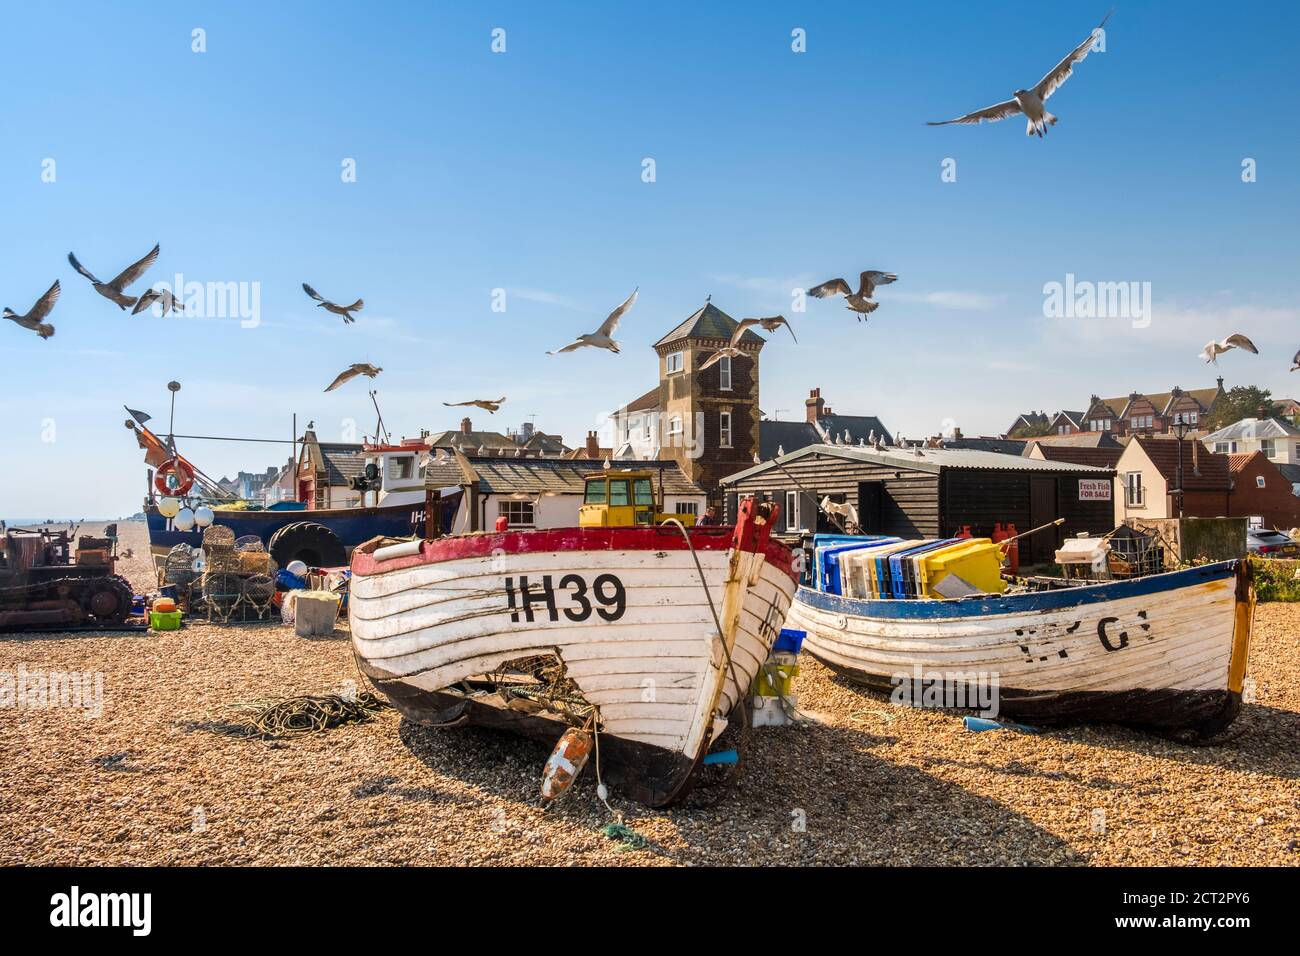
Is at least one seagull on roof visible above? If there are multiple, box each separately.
[131,288,184,317]
[547,288,638,355]
[443,397,506,414]
[3,280,59,339]
[733,315,797,344]
[1200,334,1258,364]
[303,283,364,323]
[927,9,1113,138]
[68,243,159,310]
[324,363,382,392]
[808,271,898,320]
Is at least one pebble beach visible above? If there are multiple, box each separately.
[1,521,1296,866]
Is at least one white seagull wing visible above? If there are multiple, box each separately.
[1033,9,1113,102]
[547,340,587,355]
[596,287,638,337]
[927,99,1022,126]
[1222,333,1259,354]
[109,243,160,291]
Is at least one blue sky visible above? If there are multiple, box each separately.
[2,0,1297,517]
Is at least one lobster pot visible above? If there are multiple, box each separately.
[162,544,199,587]
[204,547,243,574]
[202,572,243,609]
[242,574,276,604]
[202,525,236,550]
[238,551,274,575]
[234,535,265,552]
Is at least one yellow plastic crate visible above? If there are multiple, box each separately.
[916,538,1006,599]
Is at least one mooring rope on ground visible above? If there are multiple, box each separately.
[227,692,390,738]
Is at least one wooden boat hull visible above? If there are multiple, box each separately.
[788,560,1254,739]
[349,517,797,806]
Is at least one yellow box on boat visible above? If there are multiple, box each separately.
[916,538,1006,599]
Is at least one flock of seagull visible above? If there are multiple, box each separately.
[6,7,1300,428]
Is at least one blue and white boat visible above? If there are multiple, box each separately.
[788,536,1255,740]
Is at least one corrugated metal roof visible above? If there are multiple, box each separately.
[427,456,703,497]
[721,443,1114,484]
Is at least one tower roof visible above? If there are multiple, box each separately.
[653,302,765,349]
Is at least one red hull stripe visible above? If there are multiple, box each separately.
[351,525,796,582]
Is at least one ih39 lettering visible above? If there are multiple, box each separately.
[505,573,627,623]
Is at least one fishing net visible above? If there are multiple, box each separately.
[488,654,595,725]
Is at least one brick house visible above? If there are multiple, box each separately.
[607,302,765,501]
[1113,437,1232,523]
[1083,381,1224,437]
[1226,452,1299,530]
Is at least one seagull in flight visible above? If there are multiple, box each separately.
[131,288,184,317]
[3,280,59,339]
[443,397,507,414]
[1291,348,1299,373]
[733,315,797,344]
[699,346,743,371]
[1200,334,1258,365]
[927,10,1113,138]
[303,283,364,324]
[324,363,382,392]
[68,243,160,310]
[547,288,637,354]
[808,271,898,320]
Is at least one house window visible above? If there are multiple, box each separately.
[668,415,682,436]
[644,419,651,439]
[719,356,732,390]
[719,412,733,448]
[1256,475,1267,488]
[1261,439,1276,459]
[665,352,683,374]
[675,502,699,516]
[1125,472,1144,508]
[1058,424,1070,434]
[1213,441,1237,455]
[498,500,535,527]
[1090,418,1111,432]
[785,491,798,530]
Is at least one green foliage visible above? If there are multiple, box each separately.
[1205,385,1274,432]
[1250,558,1300,602]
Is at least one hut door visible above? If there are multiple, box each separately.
[1029,478,1058,562]
[857,482,883,533]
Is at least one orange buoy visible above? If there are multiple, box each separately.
[540,728,594,802]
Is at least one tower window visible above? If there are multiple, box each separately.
[719,356,732,390]
[665,352,683,374]
[720,412,732,448]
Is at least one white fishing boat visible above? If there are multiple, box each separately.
[789,540,1254,739]
[349,471,798,806]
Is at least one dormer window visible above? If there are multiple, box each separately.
[665,352,684,374]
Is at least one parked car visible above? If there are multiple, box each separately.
[1246,528,1300,558]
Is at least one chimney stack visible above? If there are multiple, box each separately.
[460,417,473,434]
[585,430,600,459]
[805,388,826,423]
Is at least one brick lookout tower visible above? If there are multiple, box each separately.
[651,302,765,502]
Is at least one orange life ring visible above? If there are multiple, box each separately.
[155,458,195,496]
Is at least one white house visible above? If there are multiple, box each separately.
[1203,416,1300,494]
